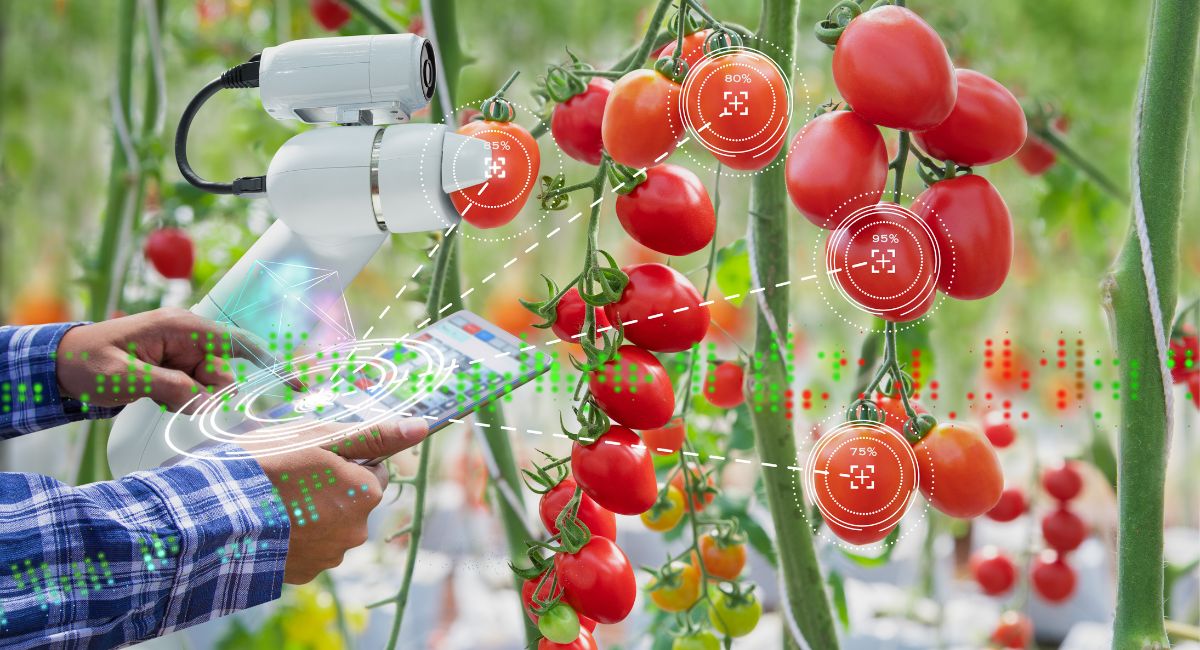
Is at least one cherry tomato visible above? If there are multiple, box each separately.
[707,586,761,638]
[703,361,745,409]
[571,426,657,515]
[1169,332,1198,383]
[832,5,956,131]
[8,290,70,325]
[657,29,712,70]
[785,110,887,229]
[647,561,702,612]
[874,395,927,435]
[1041,461,1083,502]
[538,603,581,644]
[826,203,938,322]
[641,484,687,531]
[522,572,598,632]
[681,50,789,170]
[555,536,637,624]
[811,423,917,545]
[671,466,715,512]
[588,345,675,429]
[699,533,746,580]
[552,78,613,165]
[538,627,599,650]
[913,174,1013,300]
[914,422,1003,519]
[970,546,1016,595]
[672,630,721,650]
[604,264,711,353]
[982,411,1016,448]
[991,611,1033,649]
[616,164,715,256]
[1031,551,1077,603]
[450,119,541,229]
[539,478,617,541]
[1041,506,1087,552]
[986,487,1027,523]
[602,68,683,168]
[643,416,686,455]
[144,228,195,280]
[552,287,611,343]
[1189,373,1200,409]
[1015,133,1057,175]
[912,69,1026,166]
[309,0,349,31]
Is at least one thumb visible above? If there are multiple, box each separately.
[323,418,430,460]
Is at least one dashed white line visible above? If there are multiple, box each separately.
[378,305,392,319]
[460,287,475,299]
[482,273,497,283]
[410,265,424,279]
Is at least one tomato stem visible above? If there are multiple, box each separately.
[676,163,723,416]
[889,130,911,202]
[1034,125,1129,202]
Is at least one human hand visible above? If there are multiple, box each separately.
[244,417,429,584]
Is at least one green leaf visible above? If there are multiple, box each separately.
[1085,419,1118,492]
[827,570,850,630]
[715,238,751,306]
[728,404,755,451]
[837,525,900,568]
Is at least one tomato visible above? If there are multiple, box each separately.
[914,422,1003,519]
[986,487,1027,523]
[538,627,599,650]
[552,287,611,343]
[1031,551,1077,603]
[538,603,581,644]
[703,361,745,409]
[552,78,613,165]
[1189,373,1200,409]
[309,0,349,31]
[671,466,715,512]
[982,411,1016,448]
[647,561,702,612]
[681,50,789,170]
[144,228,195,280]
[672,630,721,650]
[970,547,1016,595]
[615,164,715,256]
[657,29,712,70]
[810,423,917,545]
[604,263,710,353]
[641,484,686,531]
[991,611,1033,649]
[785,110,888,229]
[643,416,686,455]
[1041,506,1087,552]
[602,68,683,168]
[1169,332,1198,383]
[699,533,746,580]
[571,426,658,515]
[539,478,617,541]
[825,203,938,322]
[588,345,675,429]
[832,5,956,131]
[555,536,637,624]
[707,587,761,638]
[912,69,1026,166]
[1041,461,1083,502]
[1014,133,1056,175]
[450,119,541,229]
[521,572,598,632]
[8,290,70,325]
[913,174,1013,300]
[874,395,927,435]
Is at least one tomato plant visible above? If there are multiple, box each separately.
[615,164,715,256]
[588,345,675,429]
[702,361,745,408]
[551,287,611,342]
[554,536,637,624]
[539,478,617,541]
[875,394,926,434]
[912,69,1027,166]
[913,174,1014,300]
[552,79,613,165]
[914,422,1004,519]
[601,67,683,168]
[784,109,888,229]
[604,263,710,352]
[657,28,711,70]
[144,228,194,280]
[671,465,715,512]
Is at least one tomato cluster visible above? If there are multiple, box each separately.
[1032,461,1087,603]
[1169,324,1199,410]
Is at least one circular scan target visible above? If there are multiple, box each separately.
[165,337,453,460]
[803,419,920,546]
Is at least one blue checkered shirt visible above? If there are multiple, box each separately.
[0,323,290,648]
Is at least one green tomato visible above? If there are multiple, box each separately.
[672,630,721,650]
[538,603,581,644]
[707,587,761,638]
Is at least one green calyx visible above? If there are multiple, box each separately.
[903,413,937,444]
[544,63,589,104]
[654,55,690,83]
[667,7,705,38]
[846,398,885,424]
[606,163,647,195]
[703,27,742,54]
[814,0,862,48]
[480,70,521,122]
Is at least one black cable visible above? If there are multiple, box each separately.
[175,56,264,195]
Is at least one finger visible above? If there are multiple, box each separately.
[322,418,429,461]
[147,366,211,414]
[369,463,389,491]
[182,314,306,391]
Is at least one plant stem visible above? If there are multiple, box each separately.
[891,131,910,202]
[340,0,403,33]
[318,571,355,647]
[1108,1,1198,648]
[622,0,675,74]
[747,0,839,647]
[1036,127,1129,202]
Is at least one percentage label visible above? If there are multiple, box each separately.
[724,73,752,83]
[487,141,512,151]
[872,234,901,243]
[850,447,879,456]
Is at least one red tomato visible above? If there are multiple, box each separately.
[1041,506,1087,552]
[538,628,599,650]
[832,5,956,131]
[522,572,598,632]
[913,174,1013,300]
[570,426,658,515]
[602,69,683,168]
[552,287,611,342]
[703,361,745,408]
[1015,133,1057,175]
[811,423,917,545]
[309,0,349,31]
[1189,373,1200,409]
[991,611,1033,649]
[874,395,927,435]
[588,345,674,429]
[681,50,790,170]
[555,536,637,624]
[539,478,618,540]
[986,487,1027,523]
[970,547,1016,595]
[643,416,686,455]
[450,119,541,229]
[785,110,887,229]
[604,263,710,353]
[144,228,195,280]
[1169,333,1198,383]
[616,164,715,256]
[552,79,613,165]
[914,422,1004,519]
[1031,551,1077,603]
[1041,461,1083,502]
[671,466,715,512]
[982,411,1016,448]
[912,69,1026,166]
[657,29,712,70]
[698,533,746,580]
[825,203,938,322]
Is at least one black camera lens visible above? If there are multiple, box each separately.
[420,40,436,100]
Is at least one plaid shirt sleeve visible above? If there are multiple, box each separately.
[0,323,123,439]
[0,446,291,648]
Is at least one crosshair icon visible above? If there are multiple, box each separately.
[840,464,876,490]
[870,249,897,274]
[485,156,507,179]
[719,90,750,117]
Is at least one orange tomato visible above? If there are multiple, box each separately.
[698,533,746,580]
